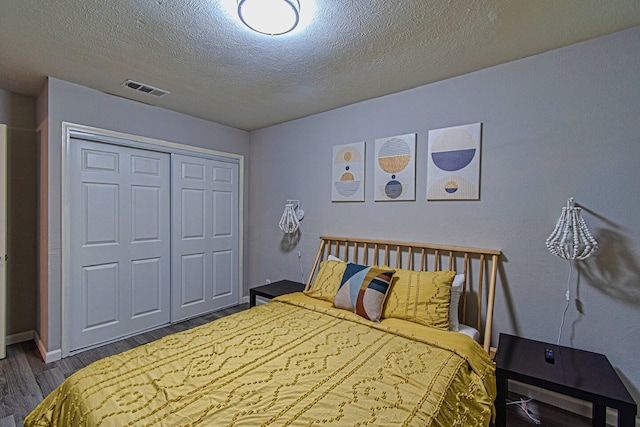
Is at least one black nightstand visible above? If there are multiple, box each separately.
[495,333,636,427]
[249,280,305,307]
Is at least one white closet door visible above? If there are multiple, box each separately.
[171,154,239,322]
[69,139,171,351]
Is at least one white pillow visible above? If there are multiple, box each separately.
[457,324,480,342]
[449,274,464,331]
[328,255,343,261]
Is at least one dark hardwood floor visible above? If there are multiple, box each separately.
[1,302,592,426]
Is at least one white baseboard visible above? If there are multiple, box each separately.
[34,331,62,363]
[6,330,35,345]
[5,330,61,364]
[509,380,635,426]
[241,295,249,304]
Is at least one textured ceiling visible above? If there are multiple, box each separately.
[1,0,639,131]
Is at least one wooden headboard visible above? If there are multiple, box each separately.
[304,236,501,354]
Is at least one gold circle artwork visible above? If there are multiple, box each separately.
[340,172,355,181]
[377,138,411,174]
[378,155,410,174]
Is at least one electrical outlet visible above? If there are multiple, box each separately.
[266,279,271,284]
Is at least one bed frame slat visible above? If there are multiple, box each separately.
[461,253,469,325]
[304,236,501,354]
[476,254,485,331]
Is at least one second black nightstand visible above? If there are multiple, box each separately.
[249,280,305,307]
[494,333,636,427]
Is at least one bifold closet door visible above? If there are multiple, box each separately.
[171,154,239,322]
[68,139,171,352]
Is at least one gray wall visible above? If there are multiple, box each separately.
[37,78,250,355]
[0,90,37,338]
[248,26,640,407]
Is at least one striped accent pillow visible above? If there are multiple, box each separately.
[333,263,395,322]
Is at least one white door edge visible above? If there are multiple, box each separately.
[0,124,7,359]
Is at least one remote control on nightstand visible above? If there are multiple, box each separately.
[545,348,555,363]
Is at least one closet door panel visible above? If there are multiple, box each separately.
[69,139,170,352]
[180,253,206,306]
[83,183,119,247]
[131,185,161,242]
[83,263,119,330]
[181,188,206,240]
[172,154,239,322]
[131,257,163,318]
[70,144,127,349]
[212,249,233,297]
[208,162,238,307]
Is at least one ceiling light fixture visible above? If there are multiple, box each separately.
[237,0,300,35]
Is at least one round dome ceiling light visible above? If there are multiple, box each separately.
[237,0,300,35]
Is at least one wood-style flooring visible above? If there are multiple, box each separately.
[1,302,592,426]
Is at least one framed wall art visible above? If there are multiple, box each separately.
[426,123,482,200]
[374,133,416,201]
[332,141,365,202]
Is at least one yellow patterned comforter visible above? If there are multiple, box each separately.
[25,293,496,427]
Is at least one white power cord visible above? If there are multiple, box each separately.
[508,260,573,424]
[546,197,597,346]
[507,395,542,425]
[557,259,573,345]
[297,249,305,284]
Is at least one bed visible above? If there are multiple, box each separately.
[25,236,501,427]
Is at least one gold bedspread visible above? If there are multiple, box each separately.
[25,293,496,427]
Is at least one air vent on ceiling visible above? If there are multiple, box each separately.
[121,79,170,98]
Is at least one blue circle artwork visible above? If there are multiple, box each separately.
[445,181,459,193]
[385,180,402,199]
[432,149,476,171]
